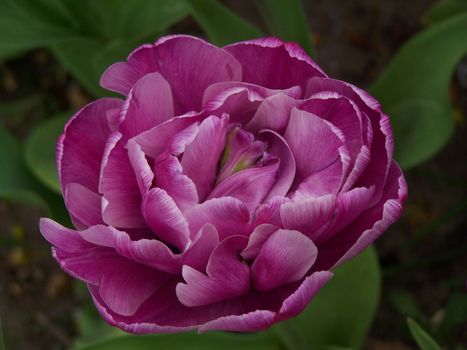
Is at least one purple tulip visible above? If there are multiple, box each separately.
[40,35,407,333]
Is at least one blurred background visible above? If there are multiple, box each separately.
[0,0,466,349]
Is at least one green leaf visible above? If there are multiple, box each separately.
[255,0,314,56]
[25,114,68,193]
[407,318,442,350]
[425,0,467,25]
[273,246,381,350]
[0,123,47,207]
[0,0,74,59]
[74,331,281,350]
[388,290,423,321]
[370,13,467,169]
[185,0,264,46]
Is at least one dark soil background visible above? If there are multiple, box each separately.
[1,0,466,349]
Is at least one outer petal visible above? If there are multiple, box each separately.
[119,72,174,139]
[102,35,243,113]
[59,98,123,193]
[315,161,407,270]
[225,37,326,90]
[251,229,318,291]
[198,310,276,333]
[184,197,250,240]
[64,183,102,228]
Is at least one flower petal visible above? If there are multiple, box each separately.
[181,115,228,200]
[142,188,191,251]
[64,182,102,229]
[225,37,326,90]
[176,235,249,307]
[119,72,174,139]
[59,98,123,193]
[251,229,317,291]
[184,197,250,240]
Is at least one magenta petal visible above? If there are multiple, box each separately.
[40,218,93,253]
[284,108,344,184]
[260,130,296,199]
[60,98,122,193]
[281,195,336,240]
[253,196,289,227]
[184,197,250,240]
[100,133,145,228]
[142,188,191,251]
[334,162,407,266]
[132,113,202,159]
[98,260,169,317]
[246,93,300,133]
[198,310,276,333]
[100,61,141,95]
[154,155,199,212]
[278,271,333,319]
[64,183,102,229]
[241,224,279,261]
[207,160,279,212]
[225,37,326,90]
[127,140,154,195]
[176,235,249,307]
[119,72,174,139]
[251,229,317,291]
[204,82,301,125]
[181,115,228,200]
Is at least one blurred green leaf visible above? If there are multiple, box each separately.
[273,247,381,350]
[0,123,47,207]
[388,290,423,321]
[74,331,281,350]
[370,13,467,169]
[442,293,467,329]
[61,0,188,40]
[25,114,68,193]
[74,302,126,349]
[425,0,467,25]
[255,0,314,56]
[407,318,442,350]
[185,0,263,46]
[0,0,74,60]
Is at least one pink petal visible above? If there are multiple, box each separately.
[119,72,174,139]
[241,224,279,261]
[260,130,296,199]
[99,133,145,228]
[132,112,202,159]
[154,155,198,212]
[176,236,249,307]
[181,115,228,200]
[280,194,336,240]
[110,35,242,113]
[203,82,301,125]
[251,229,318,291]
[225,37,326,90]
[184,197,250,240]
[142,188,191,251]
[100,61,141,95]
[278,271,333,319]
[127,140,154,194]
[284,108,344,184]
[207,160,279,212]
[253,196,288,227]
[59,98,123,193]
[246,93,300,133]
[64,182,102,229]
[198,310,276,333]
